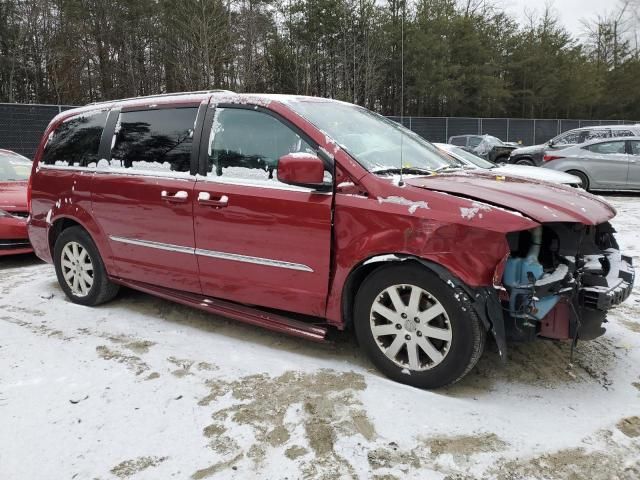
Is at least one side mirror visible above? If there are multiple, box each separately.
[548,139,555,147]
[277,153,330,191]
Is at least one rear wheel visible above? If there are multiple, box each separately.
[54,226,119,306]
[515,158,535,166]
[567,170,590,191]
[354,264,485,389]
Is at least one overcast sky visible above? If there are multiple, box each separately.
[504,0,620,38]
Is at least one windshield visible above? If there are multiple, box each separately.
[482,135,503,147]
[439,144,496,169]
[286,100,458,173]
[0,153,31,181]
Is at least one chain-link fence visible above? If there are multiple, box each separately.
[0,103,76,158]
[1,102,638,159]
[387,116,640,146]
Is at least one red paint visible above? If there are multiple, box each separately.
[276,153,325,185]
[27,92,620,337]
[0,180,33,256]
[539,301,571,340]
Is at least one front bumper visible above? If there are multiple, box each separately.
[0,216,33,256]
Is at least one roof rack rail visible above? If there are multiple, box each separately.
[88,90,235,106]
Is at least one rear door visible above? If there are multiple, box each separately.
[192,104,333,317]
[626,140,640,189]
[582,140,629,189]
[91,102,205,293]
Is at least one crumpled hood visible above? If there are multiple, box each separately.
[404,172,616,225]
[0,181,28,211]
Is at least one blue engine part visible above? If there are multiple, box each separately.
[502,256,561,321]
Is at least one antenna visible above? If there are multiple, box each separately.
[399,1,405,186]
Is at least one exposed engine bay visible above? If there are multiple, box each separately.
[501,222,635,343]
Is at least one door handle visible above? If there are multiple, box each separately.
[198,192,228,208]
[161,190,189,203]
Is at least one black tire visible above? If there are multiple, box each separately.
[515,158,535,166]
[53,226,119,306]
[354,264,485,389]
[567,170,590,191]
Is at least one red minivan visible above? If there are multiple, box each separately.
[28,92,634,388]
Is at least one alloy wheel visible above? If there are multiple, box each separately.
[369,284,452,371]
[61,241,94,297]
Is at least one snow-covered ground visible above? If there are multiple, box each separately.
[1,195,639,480]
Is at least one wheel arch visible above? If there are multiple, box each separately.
[564,168,591,189]
[48,214,117,276]
[341,253,506,359]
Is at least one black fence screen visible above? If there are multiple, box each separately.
[1,102,638,159]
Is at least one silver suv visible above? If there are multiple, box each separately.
[509,124,640,166]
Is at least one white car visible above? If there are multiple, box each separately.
[435,143,582,187]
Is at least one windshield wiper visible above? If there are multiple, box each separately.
[433,165,464,173]
[372,167,435,175]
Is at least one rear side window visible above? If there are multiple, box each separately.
[612,129,635,137]
[41,110,108,166]
[109,108,198,173]
[586,141,626,154]
[582,129,610,142]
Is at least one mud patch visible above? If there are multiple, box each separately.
[617,416,640,438]
[424,432,507,458]
[191,454,242,479]
[168,356,195,378]
[285,445,308,460]
[451,336,626,392]
[196,369,370,478]
[96,345,149,375]
[620,319,640,333]
[106,334,156,354]
[494,442,640,480]
[110,455,167,478]
[0,315,73,341]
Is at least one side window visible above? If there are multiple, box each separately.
[582,129,610,142]
[467,136,481,148]
[612,129,634,138]
[629,141,640,155]
[554,130,581,145]
[449,137,466,146]
[587,141,626,155]
[41,110,108,166]
[207,108,319,183]
[109,107,198,172]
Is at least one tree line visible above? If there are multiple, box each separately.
[1,0,639,119]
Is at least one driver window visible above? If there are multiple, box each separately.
[554,130,580,145]
[208,108,321,184]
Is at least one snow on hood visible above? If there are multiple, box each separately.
[404,172,616,225]
[511,144,545,155]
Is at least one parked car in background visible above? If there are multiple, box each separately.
[509,124,640,166]
[541,136,640,191]
[0,149,33,256]
[435,143,581,187]
[28,92,634,389]
[448,134,517,163]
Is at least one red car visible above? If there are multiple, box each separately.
[27,92,634,388]
[0,149,33,256]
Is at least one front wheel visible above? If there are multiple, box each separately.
[354,264,485,389]
[566,170,590,191]
[515,158,535,166]
[54,226,119,306]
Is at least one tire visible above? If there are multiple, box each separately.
[53,226,119,306]
[515,158,535,166]
[567,170,590,191]
[354,264,485,389]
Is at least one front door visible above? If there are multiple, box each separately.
[193,106,333,317]
[91,105,202,293]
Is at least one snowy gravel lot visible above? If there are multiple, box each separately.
[1,195,639,480]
